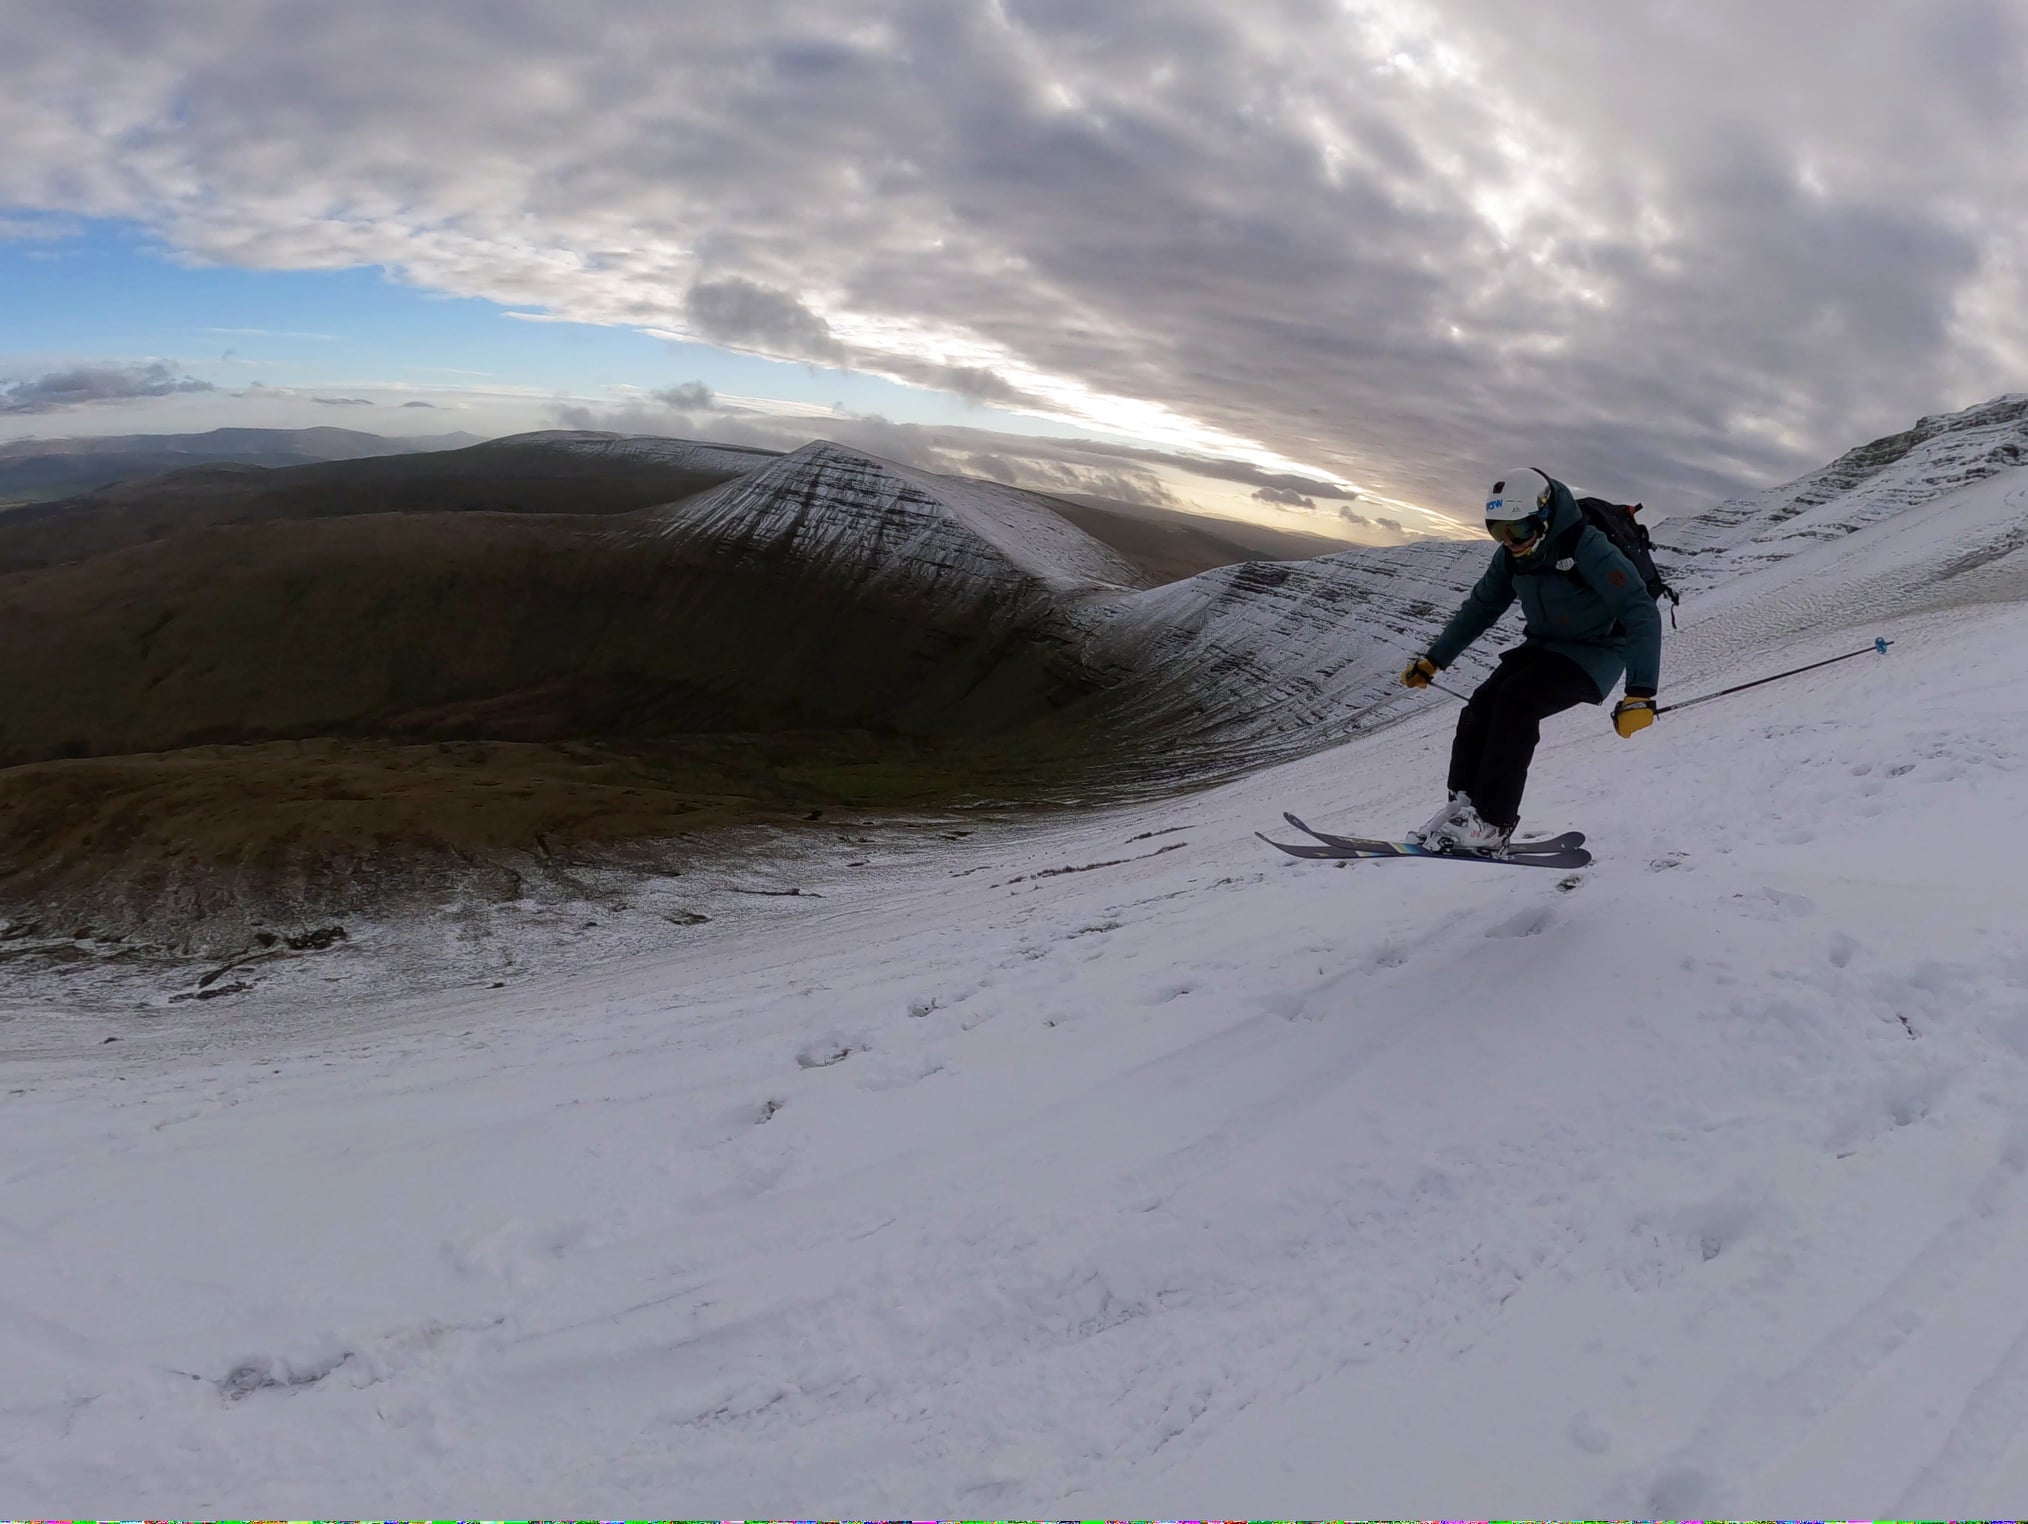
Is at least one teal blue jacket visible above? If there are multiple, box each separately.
[1425,479,1662,699]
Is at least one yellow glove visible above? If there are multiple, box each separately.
[1612,696,1657,738]
[1401,657,1441,689]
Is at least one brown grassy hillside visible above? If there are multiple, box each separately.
[0,504,1115,766]
[0,445,1139,952]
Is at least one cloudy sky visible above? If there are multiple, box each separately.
[3,0,2024,536]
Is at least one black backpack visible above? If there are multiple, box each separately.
[1558,495,1681,626]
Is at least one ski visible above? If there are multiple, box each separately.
[1282,812,1585,856]
[1256,832,1591,870]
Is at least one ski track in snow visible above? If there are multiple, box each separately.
[9,470,2028,1512]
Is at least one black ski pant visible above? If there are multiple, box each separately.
[1447,644,1602,829]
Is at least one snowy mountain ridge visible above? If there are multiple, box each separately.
[1655,393,2028,589]
[639,439,1148,595]
[1072,537,1497,768]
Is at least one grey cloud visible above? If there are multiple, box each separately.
[0,214,79,241]
[961,452,1020,485]
[0,362,215,414]
[1917,0,2028,127]
[1253,486,1314,508]
[1007,458,1180,510]
[8,2,2025,514]
[1088,472,1179,510]
[652,381,716,410]
[768,38,864,80]
[401,399,437,408]
[684,278,844,362]
[313,395,374,405]
[928,429,1358,503]
[928,365,1030,408]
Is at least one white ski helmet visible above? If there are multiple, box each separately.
[1485,466,1553,547]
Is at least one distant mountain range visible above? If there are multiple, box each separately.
[0,425,482,502]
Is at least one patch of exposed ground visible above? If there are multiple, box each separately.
[0,731,1112,967]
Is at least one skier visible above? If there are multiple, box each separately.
[1399,465,1662,853]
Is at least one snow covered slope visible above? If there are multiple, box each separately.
[1073,538,1497,769]
[11,434,2028,1513]
[1656,393,2028,589]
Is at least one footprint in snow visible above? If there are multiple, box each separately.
[1729,885,1816,920]
[857,1052,948,1091]
[1645,1464,1722,1517]
[795,1037,861,1069]
[1569,1409,1612,1454]
[442,1218,590,1289]
[1485,906,1555,939]
[219,1350,348,1399]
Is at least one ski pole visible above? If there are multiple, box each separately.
[1655,637,1892,717]
[1428,678,1474,705]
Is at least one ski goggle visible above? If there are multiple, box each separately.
[1486,512,1549,547]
